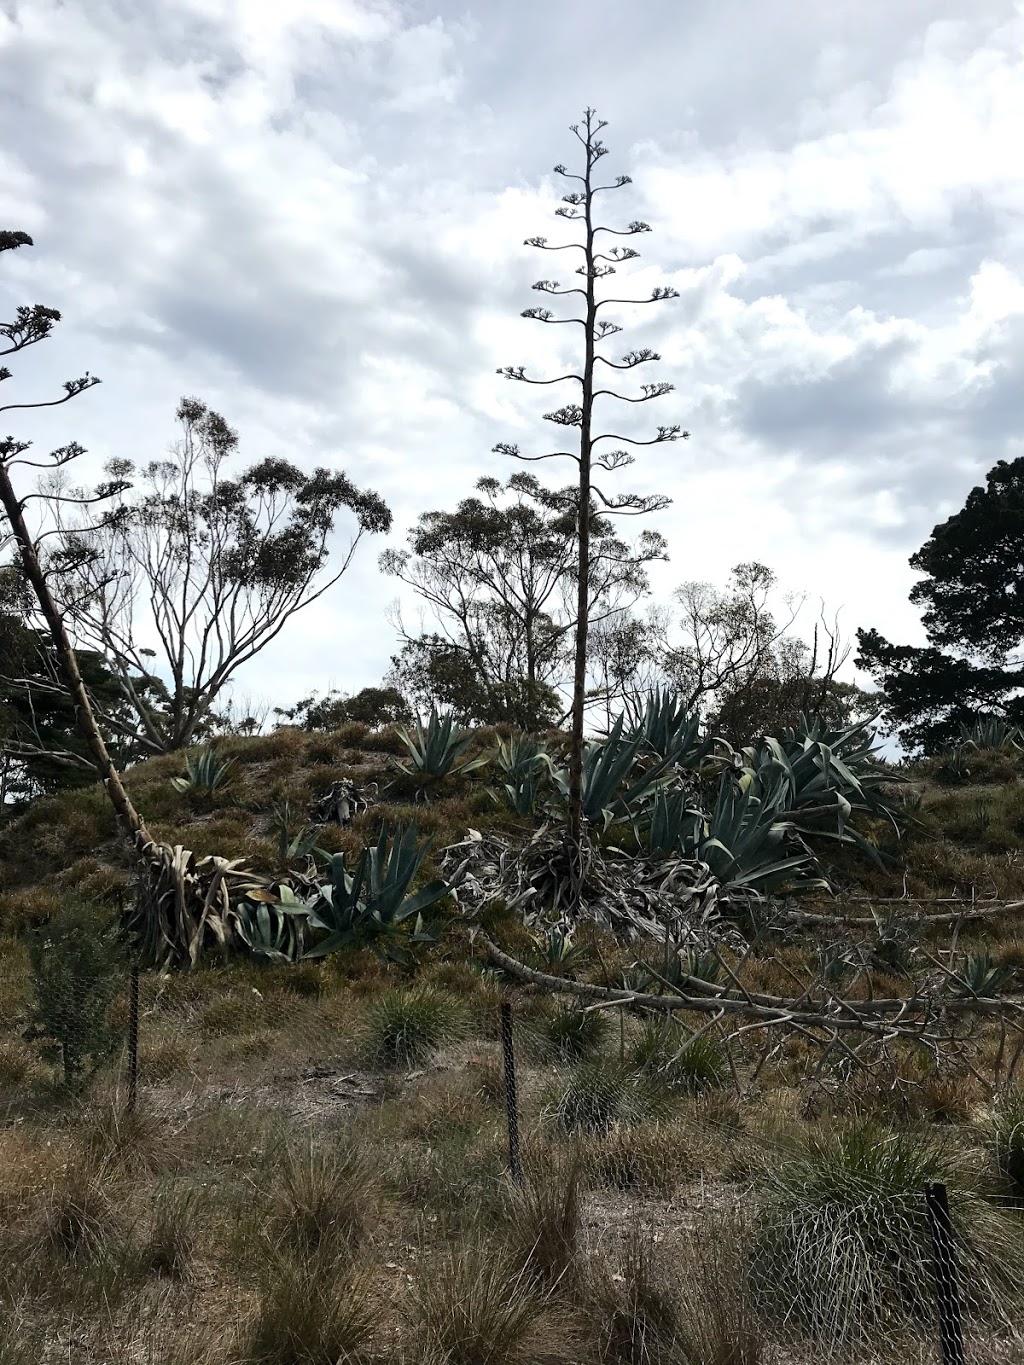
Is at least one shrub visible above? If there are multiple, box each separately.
[24,900,125,1092]
[360,987,464,1069]
[627,1019,729,1095]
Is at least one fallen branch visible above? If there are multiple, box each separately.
[476,930,1024,1045]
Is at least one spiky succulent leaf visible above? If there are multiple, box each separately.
[395,707,489,779]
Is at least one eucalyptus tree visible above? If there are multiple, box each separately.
[381,470,666,728]
[0,229,147,843]
[41,395,392,753]
[493,107,687,846]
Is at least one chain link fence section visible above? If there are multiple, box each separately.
[3,966,1024,1363]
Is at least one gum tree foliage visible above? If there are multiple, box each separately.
[381,471,666,729]
[856,456,1024,755]
[586,562,872,742]
[274,685,412,731]
[0,581,139,806]
[493,108,685,844]
[40,396,392,753]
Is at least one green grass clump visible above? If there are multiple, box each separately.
[246,1251,380,1364]
[748,1118,1024,1346]
[549,1060,676,1135]
[980,1088,1024,1193]
[407,1236,570,1365]
[139,1184,200,1279]
[266,1140,377,1259]
[359,986,464,1069]
[504,1151,582,1292]
[627,1019,729,1095]
[529,1001,610,1063]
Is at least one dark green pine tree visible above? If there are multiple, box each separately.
[856,455,1024,755]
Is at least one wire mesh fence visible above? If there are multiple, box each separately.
[3,963,1024,1364]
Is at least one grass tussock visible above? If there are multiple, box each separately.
[245,1251,381,1365]
[748,1118,1024,1345]
[526,1001,611,1064]
[628,1018,730,1096]
[359,986,465,1069]
[408,1235,575,1365]
[504,1149,583,1292]
[549,1060,678,1135]
[265,1139,379,1259]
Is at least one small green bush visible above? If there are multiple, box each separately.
[25,900,125,1092]
[529,1002,610,1063]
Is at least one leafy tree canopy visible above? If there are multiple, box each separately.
[856,456,1024,755]
[274,685,412,732]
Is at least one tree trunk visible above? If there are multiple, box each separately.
[0,465,152,847]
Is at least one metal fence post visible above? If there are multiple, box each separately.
[500,1001,523,1187]
[925,1182,966,1365]
[126,961,140,1114]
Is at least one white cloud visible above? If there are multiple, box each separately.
[2,0,1023,750]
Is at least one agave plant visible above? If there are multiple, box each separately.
[643,788,707,859]
[935,745,972,785]
[528,925,591,973]
[272,801,322,866]
[628,688,720,770]
[633,943,725,992]
[867,907,918,977]
[639,762,825,897]
[734,713,905,864]
[695,767,830,896]
[948,952,1015,999]
[959,717,1023,752]
[396,708,490,780]
[494,731,549,816]
[815,941,856,986]
[290,822,457,965]
[170,746,240,797]
[544,714,678,830]
[231,888,306,964]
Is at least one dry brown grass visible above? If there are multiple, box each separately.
[3,734,1024,1359]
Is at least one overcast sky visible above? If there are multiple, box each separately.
[3,0,1023,748]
